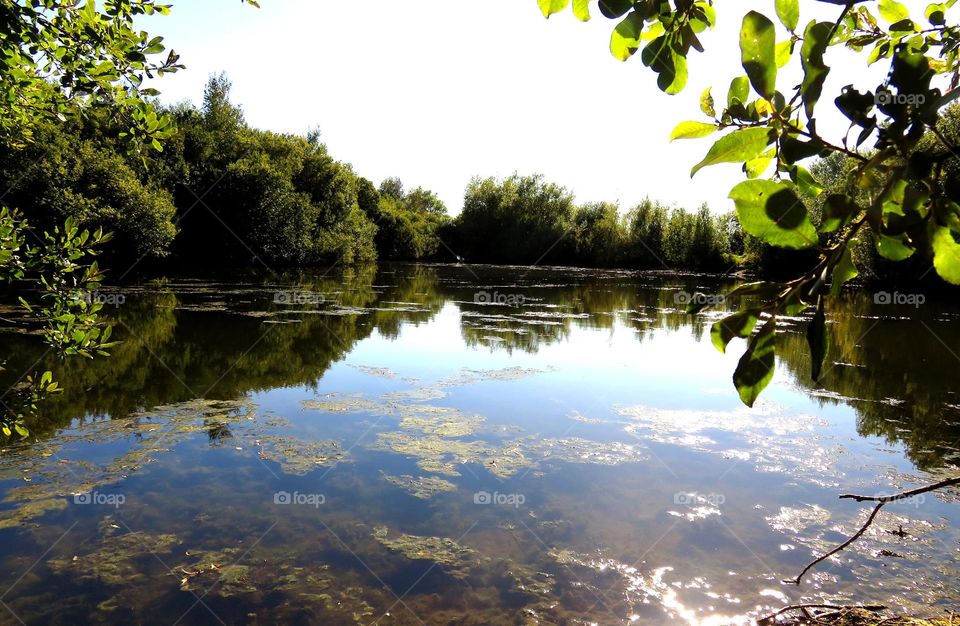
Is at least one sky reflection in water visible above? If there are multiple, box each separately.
[0,264,958,625]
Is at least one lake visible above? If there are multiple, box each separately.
[0,264,958,625]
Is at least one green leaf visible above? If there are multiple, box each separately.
[791,166,823,198]
[932,227,960,284]
[573,0,591,20]
[775,0,800,31]
[727,281,782,298]
[733,318,777,407]
[740,11,777,98]
[775,39,794,68]
[728,180,818,249]
[876,233,916,261]
[727,76,750,107]
[925,3,946,25]
[745,151,774,178]
[690,127,772,177]
[700,87,715,117]
[538,0,570,18]
[830,247,859,297]
[669,121,717,140]
[799,21,831,120]
[820,194,857,233]
[611,11,645,61]
[660,51,688,94]
[806,298,827,381]
[598,0,634,19]
[710,309,760,353]
[879,0,910,22]
[780,134,824,164]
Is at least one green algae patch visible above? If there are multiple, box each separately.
[0,398,256,528]
[0,397,349,529]
[176,546,255,596]
[381,473,457,499]
[373,525,477,577]
[348,365,397,379]
[301,394,384,414]
[382,386,448,402]
[253,435,345,476]
[47,517,180,586]
[0,497,69,529]
[439,365,557,387]
[372,432,529,480]
[397,405,485,438]
[528,437,648,466]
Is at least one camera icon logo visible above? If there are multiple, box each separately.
[473,490,492,505]
[274,490,292,505]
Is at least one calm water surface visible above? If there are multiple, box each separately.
[0,264,958,625]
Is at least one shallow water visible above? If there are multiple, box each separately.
[0,264,958,625]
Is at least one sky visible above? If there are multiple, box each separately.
[142,0,933,215]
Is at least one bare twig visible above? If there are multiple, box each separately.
[839,476,960,504]
[758,603,885,625]
[786,476,960,585]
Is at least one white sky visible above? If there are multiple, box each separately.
[144,0,934,215]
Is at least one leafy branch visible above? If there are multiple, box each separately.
[538,0,960,404]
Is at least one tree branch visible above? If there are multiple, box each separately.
[785,476,960,585]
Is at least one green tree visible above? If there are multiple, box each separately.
[455,174,576,264]
[573,201,624,266]
[0,0,252,436]
[364,178,450,259]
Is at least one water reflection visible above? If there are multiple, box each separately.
[0,264,957,624]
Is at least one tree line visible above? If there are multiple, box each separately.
[0,73,952,284]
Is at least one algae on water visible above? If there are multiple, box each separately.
[381,473,457,499]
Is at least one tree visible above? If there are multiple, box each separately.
[538,0,960,406]
[0,1,257,437]
[573,201,624,266]
[379,177,405,200]
[363,178,450,260]
[455,174,576,264]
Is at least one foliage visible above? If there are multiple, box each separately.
[539,0,960,405]
[453,176,731,269]
[0,0,257,153]
[362,181,450,260]
[0,209,115,435]
[0,2,253,438]
[0,114,177,262]
[139,76,383,266]
[454,174,577,265]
